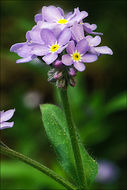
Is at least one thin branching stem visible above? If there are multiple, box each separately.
[0,144,76,190]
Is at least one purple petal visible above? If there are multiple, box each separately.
[37,21,57,30]
[94,46,113,55]
[26,31,31,41]
[76,39,88,54]
[62,54,73,66]
[86,36,101,47]
[41,29,57,45]
[42,6,62,22]
[52,27,62,38]
[82,54,98,63]
[66,41,75,55]
[71,22,84,42]
[74,62,85,71]
[57,7,64,17]
[10,43,25,52]
[65,12,73,20]
[17,44,33,57]
[67,7,82,21]
[57,44,67,54]
[84,25,92,34]
[0,121,14,130]
[88,47,98,54]
[16,55,36,63]
[43,53,58,65]
[90,24,97,30]
[84,23,103,35]
[34,14,43,23]
[58,28,71,46]
[91,31,103,35]
[56,24,67,31]
[11,43,33,58]
[84,23,97,31]
[85,35,93,42]
[31,45,49,56]
[29,26,44,44]
[0,109,15,122]
[69,8,88,25]
[91,36,101,47]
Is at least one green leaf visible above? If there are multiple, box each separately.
[40,104,98,186]
[40,104,77,182]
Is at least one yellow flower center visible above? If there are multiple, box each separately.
[72,51,82,62]
[50,44,59,53]
[28,40,32,45]
[58,19,68,24]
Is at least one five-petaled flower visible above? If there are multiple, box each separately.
[0,109,15,130]
[35,6,88,30]
[31,28,71,65]
[62,40,97,71]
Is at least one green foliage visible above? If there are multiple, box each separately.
[67,78,127,145]
[105,92,127,115]
[1,161,65,190]
[40,104,98,186]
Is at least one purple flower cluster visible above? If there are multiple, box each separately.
[10,5,113,73]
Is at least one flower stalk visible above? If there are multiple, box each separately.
[0,144,76,190]
[59,88,87,190]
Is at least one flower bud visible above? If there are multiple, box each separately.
[56,79,66,88]
[68,68,76,76]
[54,60,63,68]
[53,72,62,80]
[69,77,76,87]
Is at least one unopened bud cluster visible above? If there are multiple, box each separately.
[48,60,77,88]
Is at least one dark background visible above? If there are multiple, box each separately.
[0,0,127,189]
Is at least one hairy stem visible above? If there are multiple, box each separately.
[0,144,76,190]
[59,88,87,190]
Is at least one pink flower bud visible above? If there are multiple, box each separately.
[53,72,62,79]
[69,77,76,87]
[54,60,63,68]
[68,68,76,76]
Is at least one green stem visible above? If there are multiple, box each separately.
[0,144,76,190]
[59,88,87,190]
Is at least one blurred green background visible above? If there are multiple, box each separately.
[0,0,127,189]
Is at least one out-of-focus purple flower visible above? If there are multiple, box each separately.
[23,91,42,109]
[83,22,103,35]
[86,35,113,55]
[0,109,15,130]
[31,28,71,65]
[37,6,88,31]
[62,40,98,71]
[96,160,119,183]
